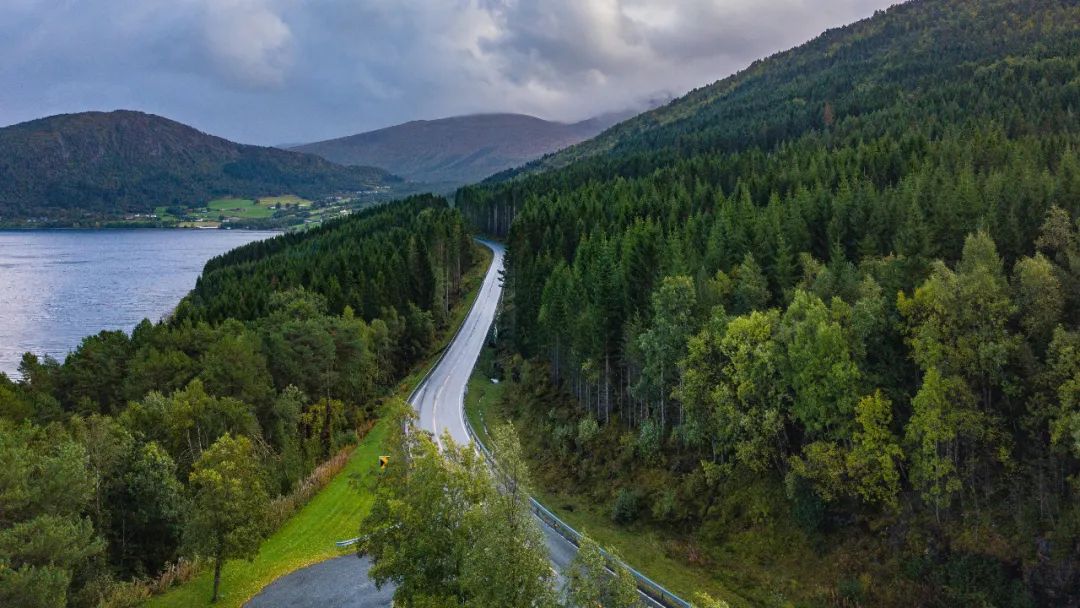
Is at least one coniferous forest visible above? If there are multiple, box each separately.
[459,0,1080,604]
[0,195,478,606]
[5,0,1080,606]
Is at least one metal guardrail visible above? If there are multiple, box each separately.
[463,413,692,608]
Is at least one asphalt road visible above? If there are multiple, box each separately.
[247,239,665,607]
[412,239,582,576]
[245,557,392,608]
[413,238,504,450]
[415,240,665,608]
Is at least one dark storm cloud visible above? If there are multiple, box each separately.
[0,0,899,145]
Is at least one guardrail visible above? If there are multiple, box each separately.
[463,412,692,608]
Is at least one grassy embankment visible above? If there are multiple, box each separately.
[146,243,493,608]
[465,345,763,608]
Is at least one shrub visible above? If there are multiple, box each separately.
[611,488,641,525]
[576,417,599,447]
[636,418,663,462]
[651,488,679,522]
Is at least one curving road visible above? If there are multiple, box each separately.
[414,240,579,571]
[414,240,664,607]
[248,240,663,607]
[411,240,584,579]
[413,239,505,449]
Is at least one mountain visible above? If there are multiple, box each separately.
[0,110,398,222]
[491,0,1080,184]
[458,0,1080,604]
[291,111,635,186]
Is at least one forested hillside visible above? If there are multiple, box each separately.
[459,0,1080,604]
[0,195,478,606]
[0,110,397,222]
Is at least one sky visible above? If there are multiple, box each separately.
[0,0,900,146]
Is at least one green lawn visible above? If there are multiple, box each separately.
[207,198,254,209]
[464,344,510,453]
[146,421,386,608]
[153,206,178,222]
[145,244,494,607]
[205,198,274,219]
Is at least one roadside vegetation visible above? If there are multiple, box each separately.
[363,401,730,608]
[148,240,492,607]
[466,345,750,605]
[144,422,387,608]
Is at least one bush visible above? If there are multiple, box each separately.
[611,488,641,525]
[789,476,825,535]
[576,417,599,447]
[837,577,865,604]
[636,418,663,462]
[552,422,575,457]
[651,488,679,522]
[97,581,152,608]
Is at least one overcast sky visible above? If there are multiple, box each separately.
[0,0,900,145]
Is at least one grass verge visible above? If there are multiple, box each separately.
[145,243,494,608]
[145,423,387,608]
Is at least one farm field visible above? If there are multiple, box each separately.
[257,194,312,208]
[206,198,274,219]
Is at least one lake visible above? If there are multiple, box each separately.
[0,229,277,377]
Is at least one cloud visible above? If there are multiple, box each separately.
[200,0,294,88]
[0,0,900,144]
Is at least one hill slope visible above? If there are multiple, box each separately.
[459,0,1080,605]
[0,110,397,222]
[292,112,631,186]
[489,0,1080,183]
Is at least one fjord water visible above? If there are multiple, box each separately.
[0,229,276,377]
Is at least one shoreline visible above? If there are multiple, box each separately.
[0,225,285,232]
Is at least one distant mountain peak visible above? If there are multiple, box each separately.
[291,109,642,186]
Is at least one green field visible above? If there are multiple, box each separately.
[206,198,274,219]
[150,194,318,228]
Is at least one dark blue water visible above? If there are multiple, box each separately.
[0,229,276,377]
